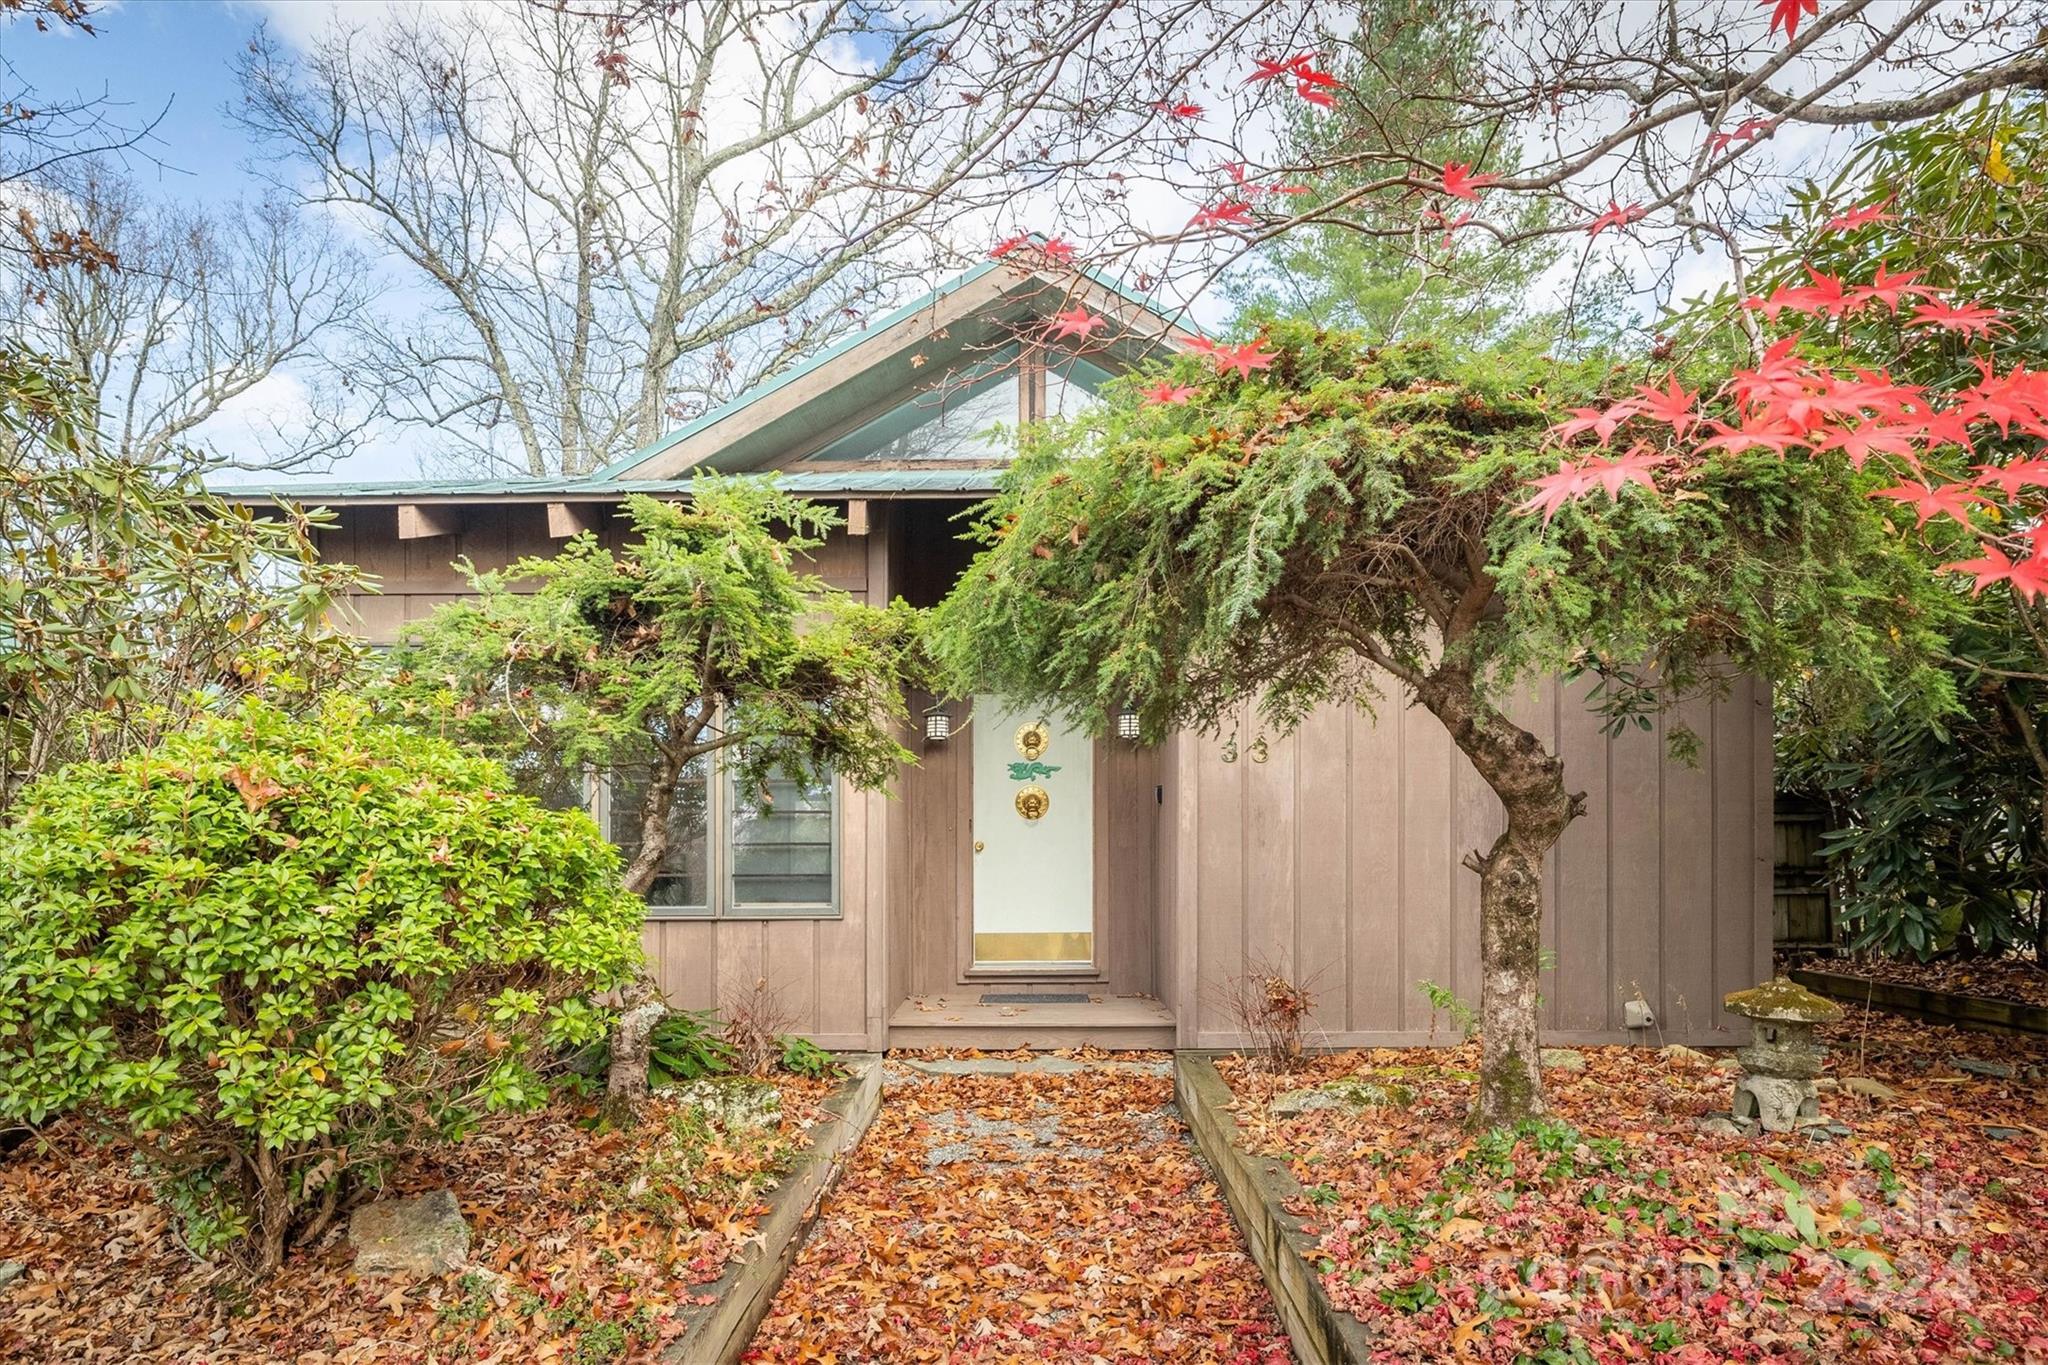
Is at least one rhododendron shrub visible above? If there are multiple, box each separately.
[0,700,645,1271]
[931,328,1945,1124]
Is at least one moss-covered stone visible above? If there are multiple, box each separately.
[1723,976,1843,1023]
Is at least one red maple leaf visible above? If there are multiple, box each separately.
[1940,544,2048,601]
[1746,266,1853,319]
[1156,101,1204,119]
[1814,423,1921,471]
[1550,402,1639,446]
[1181,336,1219,356]
[1245,55,1314,85]
[990,233,1032,259]
[1587,201,1645,237]
[1189,199,1254,229]
[1707,117,1773,152]
[1764,0,1819,40]
[1517,459,1597,523]
[1040,236,1076,265]
[1821,199,1896,233]
[1585,443,1670,497]
[1631,374,1701,438]
[1870,479,1989,527]
[1696,414,1810,458]
[1958,360,2048,436]
[1212,340,1276,380]
[1849,262,1940,312]
[1047,307,1105,341]
[1292,64,1339,107]
[1439,161,1497,201]
[1971,458,2048,496]
[1264,181,1312,196]
[1909,299,2008,338]
[1139,381,1198,406]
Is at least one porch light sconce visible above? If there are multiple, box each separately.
[923,706,954,744]
[1115,705,1142,743]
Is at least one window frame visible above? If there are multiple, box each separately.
[590,754,843,922]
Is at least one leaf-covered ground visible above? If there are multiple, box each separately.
[745,1054,1294,1364]
[0,1075,835,1363]
[1796,953,2048,1010]
[1218,1011,2048,1363]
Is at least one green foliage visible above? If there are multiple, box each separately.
[0,345,368,814]
[930,324,1949,750]
[0,699,645,1267]
[1225,1,1624,352]
[378,477,916,892]
[1416,980,1477,1041]
[646,1010,737,1088]
[774,1033,840,1080]
[1752,96,2048,960]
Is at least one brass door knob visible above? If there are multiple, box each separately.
[974,840,985,853]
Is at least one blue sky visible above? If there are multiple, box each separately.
[21,2,277,207]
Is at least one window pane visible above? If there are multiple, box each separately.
[730,772,835,909]
[608,759,712,911]
[812,349,1018,461]
[1047,356,1115,419]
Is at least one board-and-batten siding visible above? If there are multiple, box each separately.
[316,502,883,1049]
[1163,675,1772,1048]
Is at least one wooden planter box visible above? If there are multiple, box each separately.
[1792,968,2048,1037]
[1173,1053,1374,1365]
[662,1057,883,1364]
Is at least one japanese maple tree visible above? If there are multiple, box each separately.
[930,326,1946,1123]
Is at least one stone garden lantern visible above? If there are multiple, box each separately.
[1722,977,1844,1134]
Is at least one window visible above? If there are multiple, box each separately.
[729,770,836,912]
[812,347,1019,462]
[600,754,837,919]
[1046,356,1114,419]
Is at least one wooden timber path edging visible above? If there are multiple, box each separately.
[661,1055,883,1365]
[1174,1052,1374,1365]
[1792,967,2048,1038]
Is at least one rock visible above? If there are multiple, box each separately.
[0,1262,23,1290]
[1738,1036,1826,1080]
[1844,1076,1900,1101]
[1984,1126,2026,1141]
[1659,1045,1714,1067]
[1793,1117,1853,1140]
[1723,977,1844,1025]
[1954,1057,2017,1080]
[1732,1074,1821,1134]
[663,1076,783,1131]
[349,1190,470,1277]
[1270,1076,1415,1118]
[1696,1114,1754,1139]
[1539,1048,1588,1072]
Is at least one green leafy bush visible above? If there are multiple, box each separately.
[774,1034,840,1080]
[646,1010,737,1088]
[0,699,646,1270]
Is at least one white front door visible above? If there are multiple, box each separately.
[971,697,1095,969]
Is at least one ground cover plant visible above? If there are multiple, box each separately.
[0,699,645,1271]
[1218,1012,2048,1362]
[746,1054,1295,1363]
[0,1072,839,1362]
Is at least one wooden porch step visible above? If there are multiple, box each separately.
[886,994,1176,1050]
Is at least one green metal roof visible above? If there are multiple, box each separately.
[213,468,1001,504]
[591,252,1193,481]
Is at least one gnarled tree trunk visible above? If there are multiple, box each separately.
[1418,665,1586,1126]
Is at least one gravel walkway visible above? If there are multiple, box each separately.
[744,1055,1295,1363]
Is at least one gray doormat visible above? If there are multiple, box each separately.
[980,992,1091,1005]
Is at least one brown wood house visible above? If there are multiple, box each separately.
[236,261,1772,1052]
